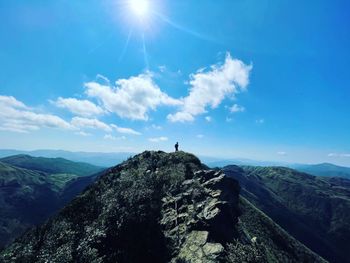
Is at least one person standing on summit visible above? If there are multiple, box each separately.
[175,142,179,152]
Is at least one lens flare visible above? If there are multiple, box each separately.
[129,0,149,17]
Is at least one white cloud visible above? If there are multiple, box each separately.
[70,117,139,136]
[0,95,28,109]
[75,131,91,136]
[71,117,112,132]
[151,124,162,130]
[205,116,212,122]
[104,134,126,141]
[255,118,265,124]
[85,72,182,121]
[277,151,287,156]
[0,95,144,139]
[196,134,204,139]
[229,104,245,113]
[328,153,350,158]
[0,95,73,133]
[0,122,39,133]
[148,136,168,142]
[167,53,252,122]
[111,124,141,135]
[52,97,104,117]
[96,74,110,85]
[167,112,194,123]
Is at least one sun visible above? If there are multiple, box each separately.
[129,0,150,17]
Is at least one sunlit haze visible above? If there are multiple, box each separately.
[129,0,150,17]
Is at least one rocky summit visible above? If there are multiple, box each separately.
[0,151,325,263]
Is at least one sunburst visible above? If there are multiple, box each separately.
[128,0,150,18]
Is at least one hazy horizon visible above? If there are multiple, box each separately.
[1,147,350,168]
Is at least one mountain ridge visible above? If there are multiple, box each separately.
[0,154,104,176]
[293,163,350,179]
[0,151,326,263]
[0,149,133,167]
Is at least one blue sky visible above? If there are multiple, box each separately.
[0,0,350,166]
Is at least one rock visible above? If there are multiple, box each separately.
[251,236,257,243]
[175,231,224,263]
[161,169,240,262]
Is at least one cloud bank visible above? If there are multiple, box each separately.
[148,136,168,142]
[0,95,73,133]
[52,97,105,117]
[85,72,182,121]
[168,53,252,122]
[0,52,251,141]
[229,104,245,113]
[0,95,141,136]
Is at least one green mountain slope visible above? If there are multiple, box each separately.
[223,165,350,263]
[0,154,103,176]
[0,161,101,248]
[0,151,325,263]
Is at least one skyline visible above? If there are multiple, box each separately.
[0,0,349,166]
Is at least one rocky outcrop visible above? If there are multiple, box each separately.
[161,170,240,262]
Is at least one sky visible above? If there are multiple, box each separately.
[0,0,350,166]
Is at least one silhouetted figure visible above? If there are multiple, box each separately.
[175,142,179,152]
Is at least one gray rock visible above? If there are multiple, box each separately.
[161,169,240,262]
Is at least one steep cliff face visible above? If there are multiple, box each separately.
[0,151,325,263]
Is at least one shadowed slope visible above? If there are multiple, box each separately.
[0,160,102,248]
[224,165,350,263]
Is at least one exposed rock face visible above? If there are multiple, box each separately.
[0,151,326,263]
[161,170,240,262]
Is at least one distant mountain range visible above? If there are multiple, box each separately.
[0,149,134,167]
[1,149,350,180]
[202,156,291,168]
[0,154,104,176]
[202,157,350,180]
[292,163,350,180]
